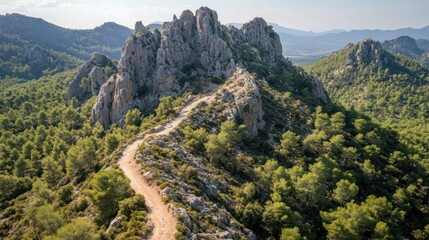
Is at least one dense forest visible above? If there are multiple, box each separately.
[0,71,154,239]
[0,33,81,80]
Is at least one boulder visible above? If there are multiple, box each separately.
[186,195,205,211]
[174,207,192,227]
[108,216,124,229]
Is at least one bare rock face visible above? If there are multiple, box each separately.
[92,7,284,129]
[91,79,116,128]
[222,67,264,136]
[24,46,52,65]
[345,39,387,67]
[241,18,283,66]
[67,53,117,102]
[311,77,328,103]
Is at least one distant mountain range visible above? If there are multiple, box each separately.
[228,22,346,36]
[277,26,429,65]
[0,13,133,79]
[0,13,132,60]
[383,36,425,59]
[223,22,429,65]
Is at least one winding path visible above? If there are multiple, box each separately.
[118,95,215,240]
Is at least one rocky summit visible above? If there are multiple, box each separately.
[91,7,284,128]
[67,53,117,102]
[345,39,388,67]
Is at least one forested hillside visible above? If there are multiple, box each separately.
[307,39,429,158]
[0,33,81,80]
[0,13,132,60]
[0,71,157,239]
[136,41,429,239]
[0,13,130,80]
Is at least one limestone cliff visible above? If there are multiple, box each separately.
[345,39,388,67]
[92,7,284,129]
[221,67,264,136]
[67,53,117,102]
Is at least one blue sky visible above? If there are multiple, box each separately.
[0,0,428,31]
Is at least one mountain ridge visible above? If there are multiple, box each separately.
[0,13,132,60]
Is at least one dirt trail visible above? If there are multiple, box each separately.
[118,95,215,240]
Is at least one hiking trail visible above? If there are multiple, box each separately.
[118,94,215,240]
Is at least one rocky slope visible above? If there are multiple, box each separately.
[220,67,264,136]
[91,7,284,129]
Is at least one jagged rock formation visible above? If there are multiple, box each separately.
[241,18,284,66]
[221,67,264,136]
[345,39,388,67]
[92,7,284,129]
[67,53,117,102]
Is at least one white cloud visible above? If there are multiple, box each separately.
[1,0,59,8]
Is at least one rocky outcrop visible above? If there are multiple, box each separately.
[24,46,53,65]
[241,18,283,66]
[310,76,328,103]
[67,53,117,102]
[92,7,283,128]
[221,67,264,136]
[345,39,387,67]
[382,36,424,59]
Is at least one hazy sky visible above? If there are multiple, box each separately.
[0,0,428,31]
